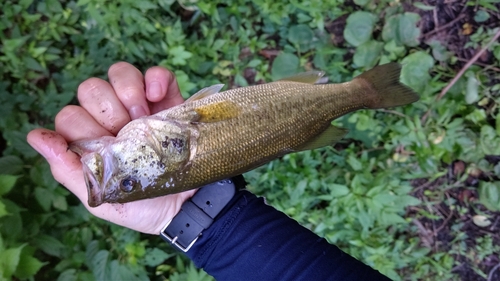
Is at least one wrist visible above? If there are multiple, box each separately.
[159,179,239,252]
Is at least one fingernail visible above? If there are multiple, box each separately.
[129,105,147,119]
[148,81,162,101]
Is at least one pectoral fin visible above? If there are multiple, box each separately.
[295,126,348,151]
[193,101,240,123]
[278,71,325,84]
[186,84,225,102]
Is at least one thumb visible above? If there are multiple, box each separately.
[27,128,88,202]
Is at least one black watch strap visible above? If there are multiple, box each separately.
[160,179,236,252]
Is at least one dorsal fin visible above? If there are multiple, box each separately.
[278,71,325,84]
[186,84,224,102]
[294,125,348,151]
[193,101,240,123]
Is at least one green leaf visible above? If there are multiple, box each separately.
[347,155,362,171]
[329,184,350,197]
[0,156,23,175]
[34,187,52,211]
[474,10,490,22]
[288,24,314,51]
[32,235,65,258]
[465,71,479,104]
[271,53,300,81]
[353,40,383,68]
[427,39,451,62]
[0,201,7,218]
[382,13,421,47]
[144,248,173,267]
[0,175,18,196]
[14,247,45,279]
[413,2,435,10]
[92,250,109,281]
[0,244,25,277]
[344,11,377,47]
[479,182,500,211]
[169,45,192,66]
[401,51,434,92]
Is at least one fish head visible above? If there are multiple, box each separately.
[70,121,192,207]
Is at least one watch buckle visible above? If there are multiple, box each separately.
[160,219,199,252]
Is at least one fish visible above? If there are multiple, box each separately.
[70,63,419,207]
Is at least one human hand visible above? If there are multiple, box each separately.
[27,62,197,234]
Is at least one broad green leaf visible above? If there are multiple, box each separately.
[34,187,52,211]
[347,155,362,171]
[271,53,300,81]
[57,269,78,281]
[344,11,377,47]
[427,39,451,62]
[479,182,500,211]
[353,40,383,68]
[144,248,173,267]
[32,235,65,258]
[465,71,479,104]
[401,51,434,92]
[474,10,490,22]
[0,244,25,277]
[0,156,23,175]
[288,24,314,51]
[14,247,46,279]
[382,13,420,47]
[0,175,18,196]
[0,201,6,218]
[480,126,500,155]
[329,184,350,197]
[92,250,109,281]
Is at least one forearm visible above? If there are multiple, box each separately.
[185,190,390,281]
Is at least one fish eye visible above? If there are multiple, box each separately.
[120,177,137,193]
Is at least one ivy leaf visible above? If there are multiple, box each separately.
[344,11,377,47]
[271,53,300,81]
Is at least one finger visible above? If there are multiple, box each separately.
[77,77,130,135]
[145,66,184,113]
[27,129,88,202]
[108,62,151,119]
[55,105,113,142]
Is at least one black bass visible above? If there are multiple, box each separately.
[70,63,419,207]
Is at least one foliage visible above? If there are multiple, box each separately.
[1,0,499,280]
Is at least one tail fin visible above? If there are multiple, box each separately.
[354,63,419,109]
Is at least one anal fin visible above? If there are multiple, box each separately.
[295,126,348,151]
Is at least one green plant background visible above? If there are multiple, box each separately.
[1,0,500,280]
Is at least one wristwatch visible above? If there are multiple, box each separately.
[160,178,237,252]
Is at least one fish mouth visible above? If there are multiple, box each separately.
[82,162,104,207]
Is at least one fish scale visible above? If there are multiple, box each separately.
[70,63,419,207]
